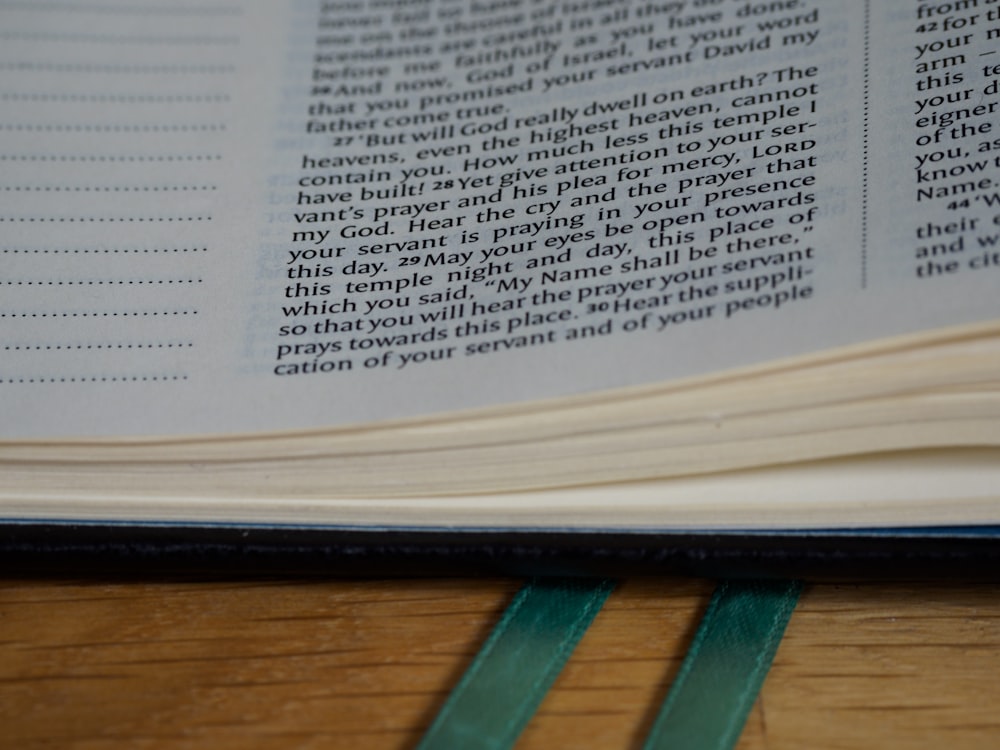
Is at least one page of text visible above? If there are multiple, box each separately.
[1,0,997,438]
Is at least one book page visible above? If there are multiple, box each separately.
[1,0,998,438]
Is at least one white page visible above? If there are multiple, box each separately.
[1,0,997,439]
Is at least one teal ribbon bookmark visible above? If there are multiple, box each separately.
[416,578,614,750]
[642,580,802,750]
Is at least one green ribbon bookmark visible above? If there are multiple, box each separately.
[417,578,799,750]
[416,578,614,750]
[642,580,802,750]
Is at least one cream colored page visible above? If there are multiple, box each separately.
[1,1,997,439]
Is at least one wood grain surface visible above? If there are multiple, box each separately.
[1,577,999,749]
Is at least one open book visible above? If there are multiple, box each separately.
[1,1,999,554]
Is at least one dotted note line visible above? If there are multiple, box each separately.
[0,375,189,384]
[3,279,203,285]
[861,0,870,289]
[0,92,229,103]
[0,124,226,132]
[0,62,235,74]
[0,31,238,45]
[0,216,212,223]
[0,3,241,15]
[0,247,208,254]
[0,311,198,318]
[1,186,217,193]
[4,343,194,350]
[0,154,221,162]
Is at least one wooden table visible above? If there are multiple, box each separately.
[2,577,999,749]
